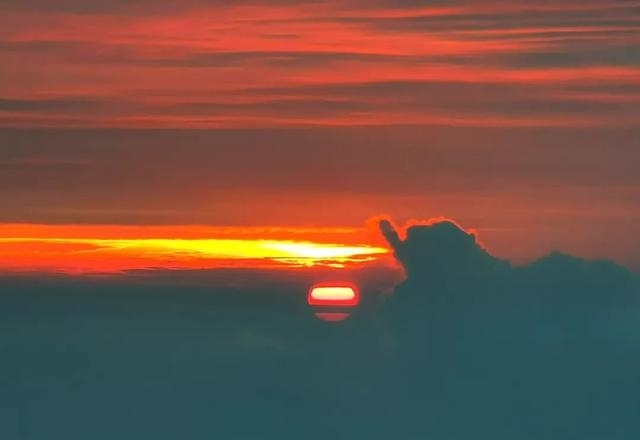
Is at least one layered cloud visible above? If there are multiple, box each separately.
[1,0,638,127]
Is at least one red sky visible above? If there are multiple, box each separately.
[2,0,640,127]
[1,0,639,271]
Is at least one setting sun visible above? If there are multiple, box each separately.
[308,285,359,307]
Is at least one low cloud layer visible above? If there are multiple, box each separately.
[1,218,638,438]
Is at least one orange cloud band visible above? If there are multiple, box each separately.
[0,224,389,274]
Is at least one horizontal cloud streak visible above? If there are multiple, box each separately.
[0,224,390,273]
[0,0,638,127]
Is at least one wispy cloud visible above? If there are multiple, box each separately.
[0,0,638,127]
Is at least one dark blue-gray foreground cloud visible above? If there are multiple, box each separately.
[1,219,639,439]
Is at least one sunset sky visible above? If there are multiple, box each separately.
[1,0,639,272]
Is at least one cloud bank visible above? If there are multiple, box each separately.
[1,218,638,438]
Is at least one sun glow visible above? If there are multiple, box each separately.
[0,225,389,274]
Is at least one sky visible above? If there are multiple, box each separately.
[1,4,640,435]
[1,0,639,272]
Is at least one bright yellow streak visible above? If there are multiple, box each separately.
[0,236,388,273]
[1,237,385,258]
[263,242,384,259]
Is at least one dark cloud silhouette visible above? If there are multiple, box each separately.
[381,218,510,285]
[381,217,638,312]
[384,217,637,288]
[378,218,640,438]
